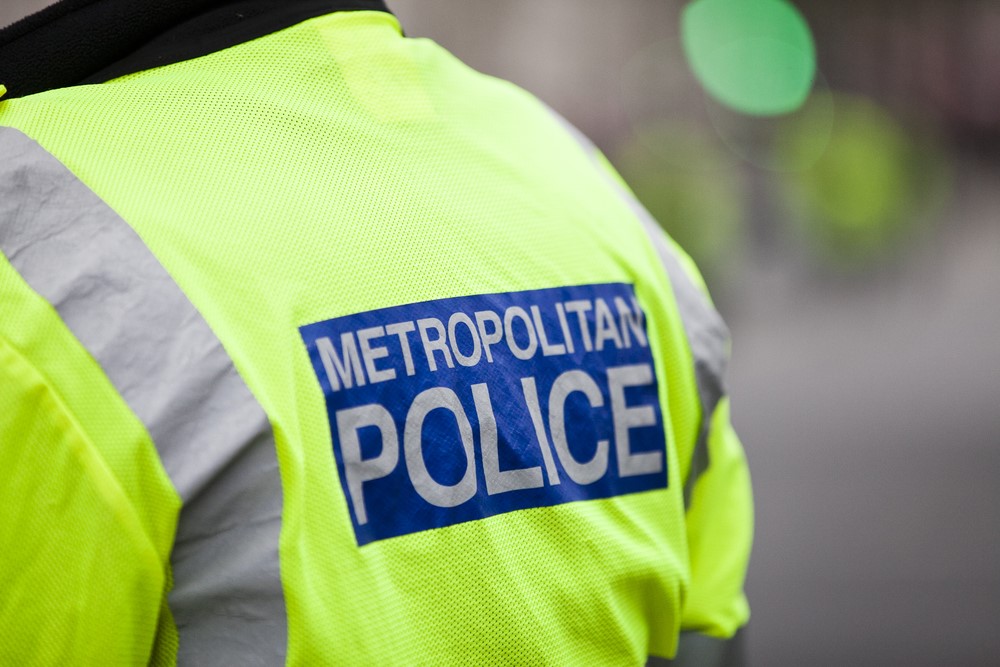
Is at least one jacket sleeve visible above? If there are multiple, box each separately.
[642,226,753,667]
[653,230,754,633]
[682,394,753,633]
[0,335,174,665]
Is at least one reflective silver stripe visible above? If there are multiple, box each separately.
[0,128,287,665]
[550,112,729,505]
[646,629,746,667]
[613,185,729,507]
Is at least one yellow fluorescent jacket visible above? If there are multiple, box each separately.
[0,3,752,665]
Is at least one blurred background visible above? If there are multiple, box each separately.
[387,1,998,666]
[3,0,997,664]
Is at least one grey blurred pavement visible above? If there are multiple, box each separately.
[731,167,1000,666]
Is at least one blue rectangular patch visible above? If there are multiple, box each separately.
[300,282,667,546]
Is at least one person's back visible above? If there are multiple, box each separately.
[0,2,752,664]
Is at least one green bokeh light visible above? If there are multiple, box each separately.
[776,95,952,267]
[682,0,817,116]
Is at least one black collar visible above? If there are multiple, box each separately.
[0,0,391,99]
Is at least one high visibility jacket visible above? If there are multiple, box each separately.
[0,1,752,665]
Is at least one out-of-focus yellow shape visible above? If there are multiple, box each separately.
[777,95,952,266]
[614,120,744,281]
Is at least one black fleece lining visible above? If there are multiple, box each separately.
[0,0,391,99]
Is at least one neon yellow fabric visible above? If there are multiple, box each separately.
[0,9,750,663]
[683,398,753,636]
[0,261,180,664]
